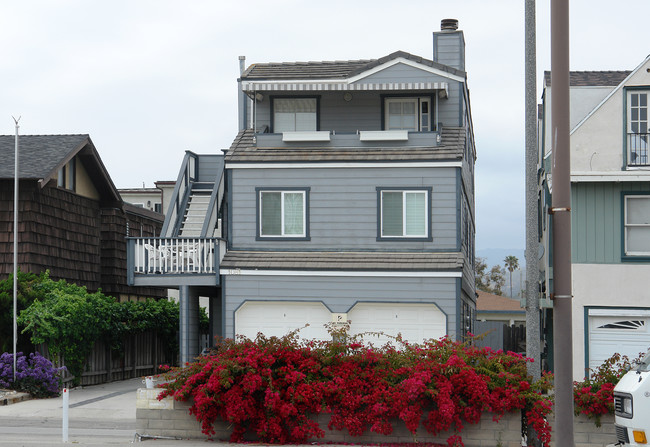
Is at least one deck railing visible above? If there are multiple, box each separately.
[128,237,222,275]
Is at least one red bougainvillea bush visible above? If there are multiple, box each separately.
[158,328,552,447]
[573,352,642,427]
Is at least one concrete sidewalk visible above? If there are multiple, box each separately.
[0,378,227,446]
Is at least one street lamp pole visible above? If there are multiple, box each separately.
[12,116,20,382]
[550,0,574,444]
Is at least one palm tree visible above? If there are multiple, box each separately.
[503,255,519,298]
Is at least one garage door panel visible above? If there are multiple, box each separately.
[348,303,446,346]
[236,301,331,341]
[589,315,650,372]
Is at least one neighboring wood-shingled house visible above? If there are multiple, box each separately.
[0,134,166,301]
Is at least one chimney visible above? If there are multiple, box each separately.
[433,19,465,72]
[440,18,458,31]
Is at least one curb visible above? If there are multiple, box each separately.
[0,390,32,406]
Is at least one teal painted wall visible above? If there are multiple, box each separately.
[571,182,650,263]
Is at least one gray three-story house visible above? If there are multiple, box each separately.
[128,19,477,363]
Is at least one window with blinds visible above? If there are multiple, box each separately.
[259,189,308,238]
[379,189,430,239]
[384,97,432,132]
[273,98,318,133]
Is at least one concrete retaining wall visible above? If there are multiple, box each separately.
[136,388,521,446]
[136,389,617,446]
[549,413,616,447]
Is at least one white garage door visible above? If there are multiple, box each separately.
[348,302,446,346]
[235,301,331,341]
[588,309,650,372]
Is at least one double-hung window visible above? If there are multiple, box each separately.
[377,188,431,240]
[627,90,649,166]
[384,97,432,131]
[257,188,309,239]
[273,97,318,133]
[624,194,650,257]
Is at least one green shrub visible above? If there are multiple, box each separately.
[17,274,180,385]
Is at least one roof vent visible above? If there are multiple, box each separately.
[440,19,458,31]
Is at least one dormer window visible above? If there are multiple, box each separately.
[384,96,432,131]
[272,97,318,133]
[627,90,648,167]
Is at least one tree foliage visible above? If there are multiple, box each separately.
[475,257,506,295]
[0,271,48,353]
[503,255,520,298]
[16,273,181,384]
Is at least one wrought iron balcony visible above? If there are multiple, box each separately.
[628,133,649,167]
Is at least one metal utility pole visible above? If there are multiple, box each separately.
[13,116,20,381]
[550,0,574,445]
[525,0,541,382]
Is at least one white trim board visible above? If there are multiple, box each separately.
[588,308,650,317]
[220,269,463,278]
[347,58,466,84]
[571,171,650,182]
[226,161,463,169]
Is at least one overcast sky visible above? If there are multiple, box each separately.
[2,0,649,251]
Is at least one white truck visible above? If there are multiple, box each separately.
[614,350,650,445]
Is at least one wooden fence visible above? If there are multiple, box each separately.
[39,331,178,387]
[474,322,526,353]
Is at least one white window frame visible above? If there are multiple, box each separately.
[384,97,432,132]
[379,189,430,239]
[624,194,650,256]
[259,189,307,238]
[628,91,649,134]
[627,90,649,166]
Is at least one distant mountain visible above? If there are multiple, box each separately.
[476,248,526,299]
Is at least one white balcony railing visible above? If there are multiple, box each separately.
[129,237,222,275]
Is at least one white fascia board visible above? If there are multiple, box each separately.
[347,57,466,84]
[220,269,463,278]
[226,161,463,169]
[570,55,650,135]
[571,171,650,182]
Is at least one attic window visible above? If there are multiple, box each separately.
[272,97,318,133]
[57,158,76,192]
[384,97,433,131]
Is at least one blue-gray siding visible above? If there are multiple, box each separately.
[223,274,459,339]
[196,155,224,183]
[433,32,465,72]
[230,166,459,251]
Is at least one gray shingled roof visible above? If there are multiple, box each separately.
[225,127,465,163]
[544,70,631,87]
[220,251,464,271]
[241,51,465,81]
[0,134,89,179]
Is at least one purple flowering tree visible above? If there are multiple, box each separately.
[0,352,65,397]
